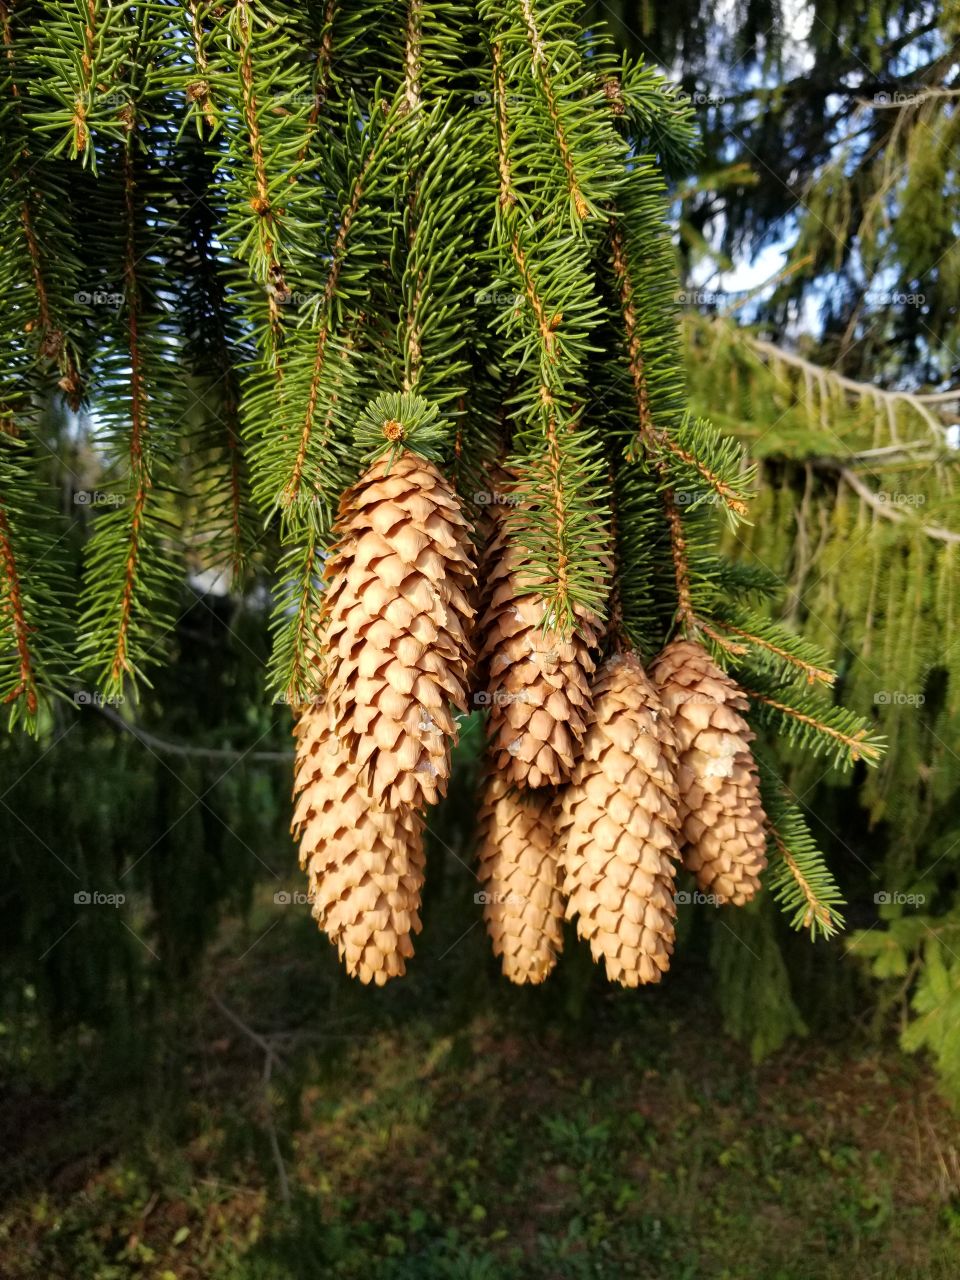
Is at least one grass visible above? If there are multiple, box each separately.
[3,887,960,1280]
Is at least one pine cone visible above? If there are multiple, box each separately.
[475,772,565,984]
[558,653,682,986]
[293,702,425,985]
[651,639,768,906]
[323,451,476,809]
[475,522,600,788]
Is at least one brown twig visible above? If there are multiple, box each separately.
[743,687,882,763]
[111,140,150,684]
[0,498,38,715]
[519,0,589,219]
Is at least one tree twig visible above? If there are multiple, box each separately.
[86,700,294,762]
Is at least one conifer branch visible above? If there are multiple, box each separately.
[1,0,82,399]
[111,140,150,685]
[298,0,336,160]
[517,0,588,220]
[491,41,515,209]
[234,0,286,361]
[770,826,840,937]
[757,756,846,940]
[744,684,883,766]
[75,0,98,155]
[713,619,836,685]
[186,0,217,133]
[611,219,696,633]
[404,0,422,114]
[283,147,380,510]
[0,496,37,717]
[837,467,960,545]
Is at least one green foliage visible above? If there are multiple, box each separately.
[0,0,897,1083]
[708,899,808,1061]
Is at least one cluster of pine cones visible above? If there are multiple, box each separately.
[292,441,768,988]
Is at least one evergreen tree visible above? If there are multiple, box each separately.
[0,1,885,1001]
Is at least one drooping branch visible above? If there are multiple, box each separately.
[111,138,151,684]
[713,619,836,685]
[0,498,37,716]
[235,0,287,365]
[836,466,960,545]
[744,686,883,764]
[518,0,588,219]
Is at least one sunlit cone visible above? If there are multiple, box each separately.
[292,702,425,985]
[475,771,564,984]
[323,450,476,809]
[651,639,768,906]
[476,521,600,788]
[559,652,682,986]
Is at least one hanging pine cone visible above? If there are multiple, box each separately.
[292,702,425,985]
[651,639,768,906]
[323,450,476,809]
[476,520,600,788]
[558,652,682,986]
[475,771,565,984]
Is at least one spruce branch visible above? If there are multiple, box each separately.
[759,763,846,940]
[517,0,588,220]
[0,493,38,719]
[710,616,837,687]
[0,433,71,730]
[743,676,884,768]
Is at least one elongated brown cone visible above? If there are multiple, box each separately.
[558,653,682,986]
[292,703,425,985]
[651,639,768,906]
[475,772,565,984]
[323,451,476,809]
[475,522,601,788]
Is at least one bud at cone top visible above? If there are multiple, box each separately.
[323,450,476,809]
[475,771,565,985]
[476,520,601,788]
[651,639,768,906]
[292,701,425,985]
[558,652,682,987]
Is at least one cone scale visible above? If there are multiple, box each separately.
[559,652,682,986]
[651,639,768,906]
